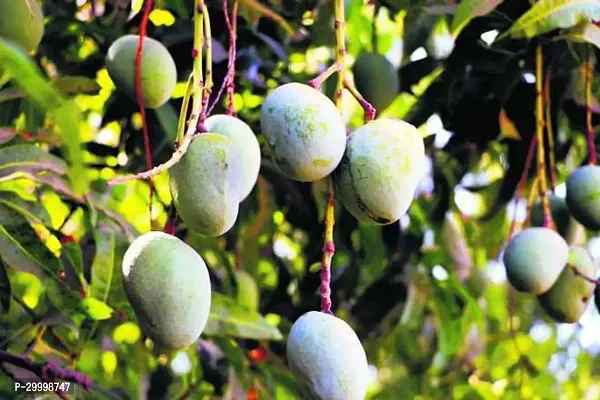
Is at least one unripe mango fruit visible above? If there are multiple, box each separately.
[0,0,44,54]
[538,246,597,323]
[260,83,346,182]
[204,114,261,201]
[122,231,211,349]
[235,270,259,312]
[352,52,399,112]
[169,133,242,237]
[566,165,600,230]
[530,195,572,238]
[286,311,370,400]
[106,35,177,109]
[503,227,569,294]
[333,118,425,225]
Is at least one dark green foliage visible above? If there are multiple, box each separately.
[352,52,399,112]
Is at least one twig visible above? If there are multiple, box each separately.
[585,45,596,165]
[239,0,302,40]
[343,78,376,121]
[0,349,92,397]
[544,68,557,190]
[198,3,214,127]
[535,44,553,229]
[134,0,155,227]
[308,62,340,89]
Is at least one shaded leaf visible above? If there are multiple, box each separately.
[559,21,600,49]
[451,0,503,38]
[0,127,17,144]
[499,0,600,39]
[205,292,283,341]
[498,108,522,140]
[0,38,88,194]
[0,258,11,313]
[0,144,67,179]
[80,297,114,320]
[52,76,101,95]
[0,191,52,226]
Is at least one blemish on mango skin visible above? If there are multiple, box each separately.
[312,158,332,167]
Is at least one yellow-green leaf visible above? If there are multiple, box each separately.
[499,0,600,40]
[80,297,114,320]
[451,0,504,38]
[558,22,600,49]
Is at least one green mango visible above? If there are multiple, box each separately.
[0,0,44,54]
[121,231,211,349]
[503,227,569,294]
[204,114,261,201]
[530,195,571,236]
[106,35,177,109]
[566,165,600,230]
[352,52,399,112]
[260,82,347,182]
[235,270,259,312]
[169,133,242,237]
[538,246,597,323]
[286,311,370,400]
[333,118,425,225]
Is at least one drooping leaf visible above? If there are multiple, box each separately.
[498,108,522,140]
[205,292,283,341]
[0,144,67,179]
[0,258,11,313]
[0,191,52,226]
[80,297,115,320]
[0,38,88,194]
[559,22,600,49]
[451,0,504,38]
[19,98,45,135]
[499,0,600,40]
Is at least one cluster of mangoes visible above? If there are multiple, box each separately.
[106,30,426,397]
[0,0,45,54]
[504,164,600,324]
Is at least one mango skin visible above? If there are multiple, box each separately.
[352,52,399,112]
[106,35,177,109]
[566,165,600,230]
[121,231,211,349]
[538,246,597,323]
[530,195,572,238]
[0,0,44,54]
[204,114,261,201]
[503,227,569,294]
[235,270,259,312]
[333,118,425,225]
[286,311,370,400]
[169,133,242,237]
[260,83,347,182]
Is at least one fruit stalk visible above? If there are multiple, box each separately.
[507,135,537,239]
[198,3,213,127]
[343,78,376,121]
[523,176,539,227]
[191,0,205,130]
[585,46,596,165]
[135,0,155,226]
[226,0,238,115]
[535,44,552,229]
[544,68,557,189]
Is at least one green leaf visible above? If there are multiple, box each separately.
[451,0,503,38]
[0,144,67,179]
[154,102,178,142]
[0,258,11,314]
[0,128,17,144]
[498,0,600,40]
[0,38,88,194]
[80,297,114,320]
[19,98,45,135]
[558,22,600,49]
[52,76,101,96]
[204,293,283,341]
[0,191,52,226]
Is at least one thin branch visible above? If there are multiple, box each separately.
[239,0,303,40]
[544,67,557,190]
[343,77,376,121]
[586,45,596,165]
[198,3,213,128]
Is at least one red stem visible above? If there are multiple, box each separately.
[320,184,335,314]
[135,0,155,226]
[508,136,537,235]
[308,62,340,89]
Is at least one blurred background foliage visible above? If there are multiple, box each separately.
[0,0,600,399]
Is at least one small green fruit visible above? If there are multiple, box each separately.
[287,311,370,400]
[169,133,242,237]
[530,195,572,238]
[333,118,425,224]
[538,246,597,323]
[503,227,569,294]
[235,270,259,312]
[0,0,44,53]
[106,35,177,109]
[566,165,600,230]
[260,83,347,182]
[204,114,261,201]
[122,231,211,349]
[352,52,399,112]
